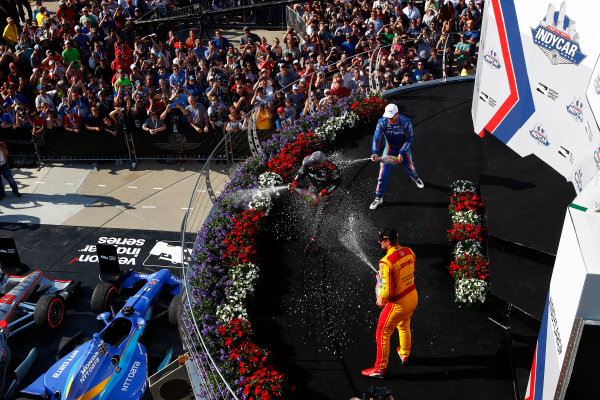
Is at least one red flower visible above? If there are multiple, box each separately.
[447,223,487,242]
[449,254,489,281]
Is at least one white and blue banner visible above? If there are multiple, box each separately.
[472,0,600,193]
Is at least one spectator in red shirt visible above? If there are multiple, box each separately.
[330,77,350,98]
[56,0,75,25]
[63,107,81,132]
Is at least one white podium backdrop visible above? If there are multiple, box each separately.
[472,0,600,194]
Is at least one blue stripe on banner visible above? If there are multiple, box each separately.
[494,0,535,143]
[534,295,550,400]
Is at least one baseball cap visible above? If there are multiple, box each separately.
[382,103,398,118]
[293,59,299,64]
[302,151,326,167]
[189,75,195,80]
[64,40,70,45]
[34,44,41,51]
[74,25,81,31]
[292,84,299,90]
[378,227,398,240]
[37,84,44,90]
[9,62,15,68]
[277,106,285,113]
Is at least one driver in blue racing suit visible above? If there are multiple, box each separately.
[370,103,424,210]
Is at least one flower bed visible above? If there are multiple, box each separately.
[184,90,386,399]
[447,180,489,306]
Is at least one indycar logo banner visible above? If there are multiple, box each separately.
[531,2,586,65]
[472,0,600,194]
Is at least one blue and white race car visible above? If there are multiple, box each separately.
[20,244,183,400]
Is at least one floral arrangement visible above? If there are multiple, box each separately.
[248,192,273,216]
[267,132,318,182]
[349,94,387,121]
[223,209,264,267]
[450,209,482,225]
[249,172,285,216]
[449,191,483,216]
[448,254,489,281]
[217,319,286,399]
[185,90,386,399]
[314,111,360,141]
[217,263,260,322]
[447,180,489,306]
[450,179,478,193]
[451,239,482,258]
[454,278,489,306]
[258,172,284,192]
[447,223,487,242]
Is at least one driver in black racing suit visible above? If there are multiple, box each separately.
[288,151,342,254]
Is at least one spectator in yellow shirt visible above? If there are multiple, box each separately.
[35,6,47,26]
[2,18,18,45]
[254,103,272,131]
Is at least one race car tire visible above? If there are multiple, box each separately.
[168,294,182,326]
[34,295,65,328]
[91,282,118,315]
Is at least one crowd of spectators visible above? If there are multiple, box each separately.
[0,0,482,162]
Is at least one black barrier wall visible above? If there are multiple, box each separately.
[1,126,255,166]
[132,128,223,159]
[1,127,37,156]
[39,128,129,159]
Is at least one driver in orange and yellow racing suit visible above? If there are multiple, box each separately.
[362,227,418,378]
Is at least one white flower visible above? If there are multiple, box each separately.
[216,263,260,323]
[452,239,483,258]
[314,111,360,142]
[451,210,482,225]
[451,180,477,193]
[454,278,488,306]
[258,171,283,189]
[248,191,273,216]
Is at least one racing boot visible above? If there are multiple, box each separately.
[397,347,409,365]
[370,197,383,210]
[361,366,385,378]
[412,177,424,189]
